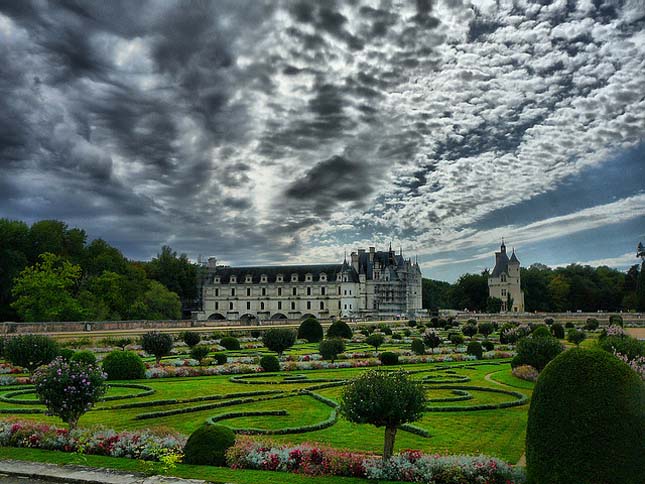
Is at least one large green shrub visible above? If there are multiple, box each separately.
[183,424,236,466]
[466,341,483,359]
[526,349,645,484]
[219,336,241,351]
[213,352,227,365]
[423,329,441,349]
[319,338,345,362]
[366,333,385,351]
[297,317,323,343]
[477,322,494,338]
[511,336,563,371]
[262,329,296,355]
[584,318,599,331]
[70,350,97,365]
[550,323,564,339]
[182,331,201,348]
[567,329,586,346]
[481,340,494,351]
[58,348,75,361]
[4,334,59,372]
[190,345,210,363]
[462,323,477,339]
[449,333,465,345]
[259,355,280,372]
[530,325,551,338]
[411,339,425,355]
[379,351,398,365]
[598,334,645,360]
[101,350,146,380]
[141,331,173,364]
[608,314,623,327]
[327,320,353,339]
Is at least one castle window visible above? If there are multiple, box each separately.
[278,287,282,296]
[321,287,326,296]
[338,301,341,309]
[231,288,236,297]
[501,274,507,282]
[320,301,324,310]
[291,274,298,282]
[215,288,219,297]
[261,287,266,296]
[320,273,327,281]
[292,287,297,296]
[501,289,507,297]
[338,287,341,295]
[261,302,265,310]
[261,274,267,283]
[278,301,282,310]
[307,301,311,310]
[246,301,251,310]
[214,277,220,283]
[306,273,312,281]
[277,274,283,282]
[307,287,311,296]
[291,301,295,310]
[344,304,347,310]
[230,276,236,283]
[246,287,251,297]
[229,302,234,310]
[215,302,218,310]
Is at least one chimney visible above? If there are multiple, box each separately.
[369,246,375,262]
[350,251,359,272]
[208,257,217,269]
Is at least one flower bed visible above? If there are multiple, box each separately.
[226,438,526,483]
[0,419,185,461]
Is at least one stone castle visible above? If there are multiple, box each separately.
[488,240,525,312]
[196,245,423,322]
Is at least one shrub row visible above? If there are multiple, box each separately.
[424,385,528,412]
[399,423,431,438]
[229,374,338,385]
[208,409,288,427]
[427,389,473,403]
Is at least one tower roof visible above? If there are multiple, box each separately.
[509,248,520,265]
[491,251,509,277]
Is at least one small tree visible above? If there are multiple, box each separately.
[567,329,587,347]
[462,323,477,340]
[141,331,173,364]
[411,338,425,355]
[190,345,210,364]
[319,338,345,362]
[467,341,483,359]
[33,357,106,429]
[262,328,296,356]
[366,333,385,351]
[327,320,353,339]
[550,323,565,339]
[477,322,494,339]
[340,370,426,459]
[4,334,59,373]
[423,329,441,349]
[183,331,201,348]
[297,317,324,343]
[584,318,599,331]
[486,296,503,313]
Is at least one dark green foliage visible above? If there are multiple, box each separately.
[297,317,323,343]
[482,340,494,351]
[141,331,173,364]
[407,320,417,327]
[584,318,599,331]
[145,245,199,314]
[449,333,465,345]
[101,350,146,380]
[526,349,645,484]
[403,328,411,337]
[340,370,426,459]
[411,339,425,355]
[564,322,575,328]
[391,332,402,340]
[466,341,483,359]
[530,325,551,338]
[365,333,385,350]
[608,314,623,327]
[544,317,554,325]
[183,424,236,466]
[423,330,441,348]
[70,350,97,365]
[327,320,353,339]
[213,352,227,365]
[486,296,502,313]
[511,336,563,371]
[259,355,280,372]
[182,331,201,348]
[190,345,210,363]
[477,322,494,338]
[462,323,477,339]
[449,273,489,311]
[598,335,645,360]
[378,324,392,335]
[421,278,452,310]
[379,351,399,365]
[219,337,241,351]
[566,329,586,346]
[58,348,75,361]
[4,334,59,372]
[262,329,296,355]
[319,338,345,362]
[250,330,261,338]
[550,323,564,339]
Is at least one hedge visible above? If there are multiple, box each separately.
[423,385,528,412]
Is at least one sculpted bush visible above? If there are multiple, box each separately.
[327,320,353,339]
[141,331,173,364]
[102,350,146,380]
[5,334,59,373]
[297,317,324,343]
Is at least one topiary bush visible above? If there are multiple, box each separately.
[182,331,201,348]
[262,329,296,355]
[213,352,227,365]
[564,322,575,328]
[411,338,425,355]
[567,329,586,346]
[101,350,146,380]
[327,320,353,339]
[259,355,280,372]
[58,348,75,361]
[526,349,645,484]
[550,323,564,339]
[511,336,563,371]
[477,322,494,339]
[70,350,97,365]
[365,333,385,351]
[407,320,417,327]
[219,336,241,351]
[462,323,477,339]
[190,345,210,363]
[379,351,399,365]
[4,334,59,373]
[183,424,236,466]
[423,329,441,349]
[319,338,345,362]
[466,341,483,359]
[544,317,554,326]
[608,314,623,327]
[297,317,324,343]
[531,325,551,338]
[141,331,173,364]
[482,340,494,352]
[584,318,599,331]
[449,333,465,345]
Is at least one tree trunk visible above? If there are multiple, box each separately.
[383,426,397,460]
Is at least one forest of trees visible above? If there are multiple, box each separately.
[0,219,199,322]
[423,261,645,313]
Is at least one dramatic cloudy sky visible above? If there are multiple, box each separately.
[1,0,644,281]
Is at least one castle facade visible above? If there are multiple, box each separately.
[196,245,423,322]
[488,241,525,312]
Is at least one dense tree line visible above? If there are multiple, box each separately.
[423,261,645,312]
[0,219,198,322]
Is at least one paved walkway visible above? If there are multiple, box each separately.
[0,460,208,484]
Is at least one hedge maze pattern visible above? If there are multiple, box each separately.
[0,361,527,437]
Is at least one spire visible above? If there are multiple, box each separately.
[343,249,347,264]
[500,237,506,253]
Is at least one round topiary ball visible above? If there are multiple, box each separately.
[219,337,241,351]
[259,355,280,372]
[70,350,97,365]
[297,317,324,343]
[183,424,236,466]
[379,351,399,365]
[526,348,645,484]
[101,350,146,380]
[327,320,353,339]
[466,341,483,359]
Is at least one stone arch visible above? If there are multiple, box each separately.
[240,313,257,324]
[207,313,226,321]
[300,313,317,320]
[270,312,288,320]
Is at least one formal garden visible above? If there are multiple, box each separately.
[0,315,643,484]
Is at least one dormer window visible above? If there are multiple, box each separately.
[230,276,237,284]
[291,274,298,282]
[261,274,267,283]
[277,274,283,282]
[245,275,252,283]
[320,273,327,282]
[214,277,220,283]
[306,273,312,282]
[501,274,507,282]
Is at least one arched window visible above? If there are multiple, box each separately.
[320,301,324,310]
[260,302,265,310]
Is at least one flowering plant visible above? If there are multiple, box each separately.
[33,357,107,429]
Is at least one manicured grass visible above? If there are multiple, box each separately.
[487,369,536,390]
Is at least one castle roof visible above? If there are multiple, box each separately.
[491,251,509,277]
[207,263,358,284]
[509,249,520,264]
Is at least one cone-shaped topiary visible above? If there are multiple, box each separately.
[297,317,324,342]
[183,424,236,466]
[526,348,645,484]
[327,320,353,339]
